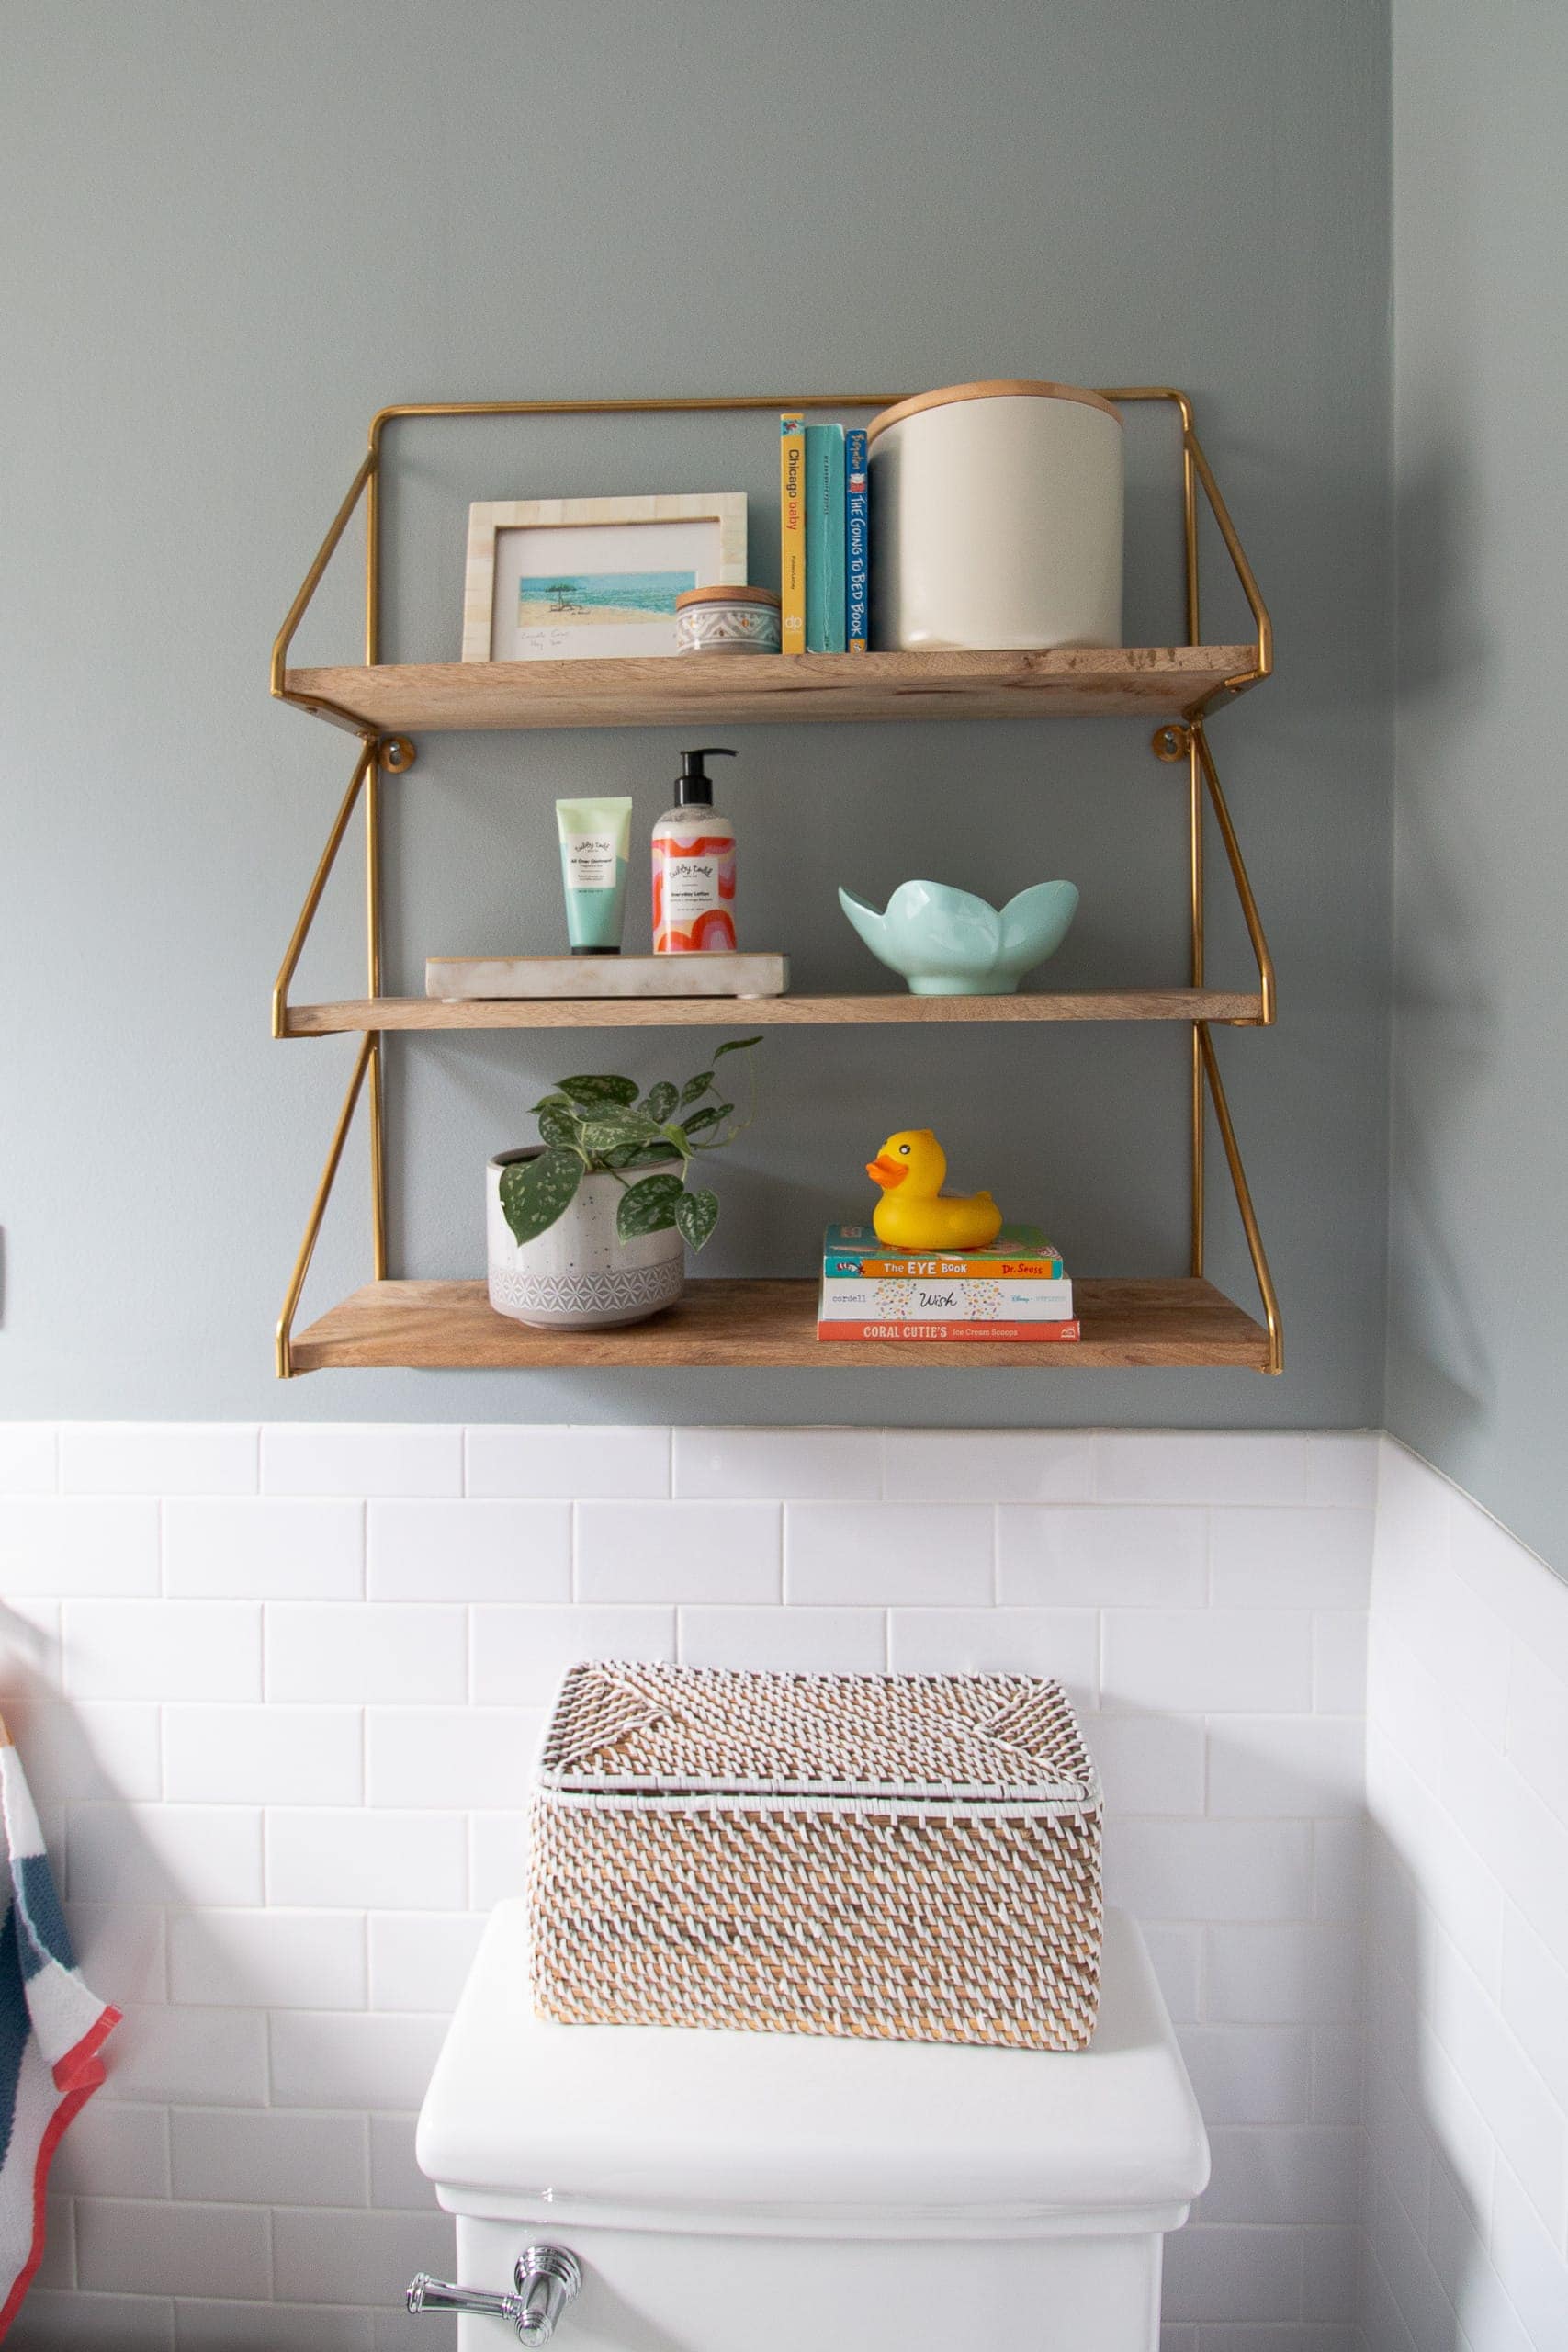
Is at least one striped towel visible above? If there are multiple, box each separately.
[0,1728,118,2339]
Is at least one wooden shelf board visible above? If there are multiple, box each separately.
[282,645,1258,733]
[285,989,1262,1035]
[291,1277,1271,1372]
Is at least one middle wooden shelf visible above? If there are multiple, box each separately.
[280,643,1259,734]
[282,987,1263,1035]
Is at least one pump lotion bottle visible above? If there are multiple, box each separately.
[652,748,738,953]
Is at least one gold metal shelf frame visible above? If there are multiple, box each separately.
[269,390,1280,1378]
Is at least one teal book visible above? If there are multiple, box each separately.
[805,424,846,652]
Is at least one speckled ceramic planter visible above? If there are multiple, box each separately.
[486,1149,685,1330]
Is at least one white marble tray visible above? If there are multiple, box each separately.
[426,952,789,1001]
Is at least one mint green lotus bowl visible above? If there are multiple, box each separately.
[838,877,1079,996]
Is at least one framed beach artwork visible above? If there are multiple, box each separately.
[462,494,747,662]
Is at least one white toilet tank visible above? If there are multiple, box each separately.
[414,1903,1208,2352]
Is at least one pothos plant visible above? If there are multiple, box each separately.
[500,1035,761,1255]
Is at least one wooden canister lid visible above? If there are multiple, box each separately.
[866,379,1122,446]
[675,583,782,609]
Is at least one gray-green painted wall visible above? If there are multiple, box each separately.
[1,0,1392,1425]
[1387,0,1568,1569]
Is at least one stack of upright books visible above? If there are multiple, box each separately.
[780,416,869,654]
[817,1226,1080,1344]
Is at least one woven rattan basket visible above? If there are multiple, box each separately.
[527,1661,1103,2052]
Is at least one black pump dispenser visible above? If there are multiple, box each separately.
[674,747,736,808]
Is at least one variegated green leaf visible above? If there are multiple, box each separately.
[683,1102,734,1139]
[536,1103,577,1148]
[679,1069,715,1105]
[713,1035,761,1060]
[615,1171,685,1240]
[498,1148,582,1246]
[579,1108,661,1154]
[599,1140,681,1170]
[674,1187,719,1250]
[641,1080,678,1124]
[555,1073,639,1108]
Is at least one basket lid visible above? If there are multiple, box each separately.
[536,1662,1100,1810]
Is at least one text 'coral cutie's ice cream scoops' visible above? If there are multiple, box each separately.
[652,747,739,953]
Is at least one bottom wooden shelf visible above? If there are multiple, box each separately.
[291,1277,1271,1371]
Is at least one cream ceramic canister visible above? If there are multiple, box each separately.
[675,583,783,655]
[866,380,1124,652]
[486,1149,684,1329]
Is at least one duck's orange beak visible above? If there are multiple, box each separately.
[866,1154,906,1189]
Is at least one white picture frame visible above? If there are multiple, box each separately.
[462,494,748,662]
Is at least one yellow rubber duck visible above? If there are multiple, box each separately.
[864,1129,1004,1252]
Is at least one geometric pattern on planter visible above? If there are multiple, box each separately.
[489,1262,684,1315]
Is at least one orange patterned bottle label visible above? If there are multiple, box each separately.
[652,827,736,952]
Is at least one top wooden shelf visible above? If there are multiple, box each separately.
[282,644,1258,734]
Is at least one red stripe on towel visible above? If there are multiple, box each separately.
[0,2004,121,2342]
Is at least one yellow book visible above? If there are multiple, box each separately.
[779,413,807,654]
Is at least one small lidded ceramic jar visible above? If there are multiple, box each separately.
[675,583,782,655]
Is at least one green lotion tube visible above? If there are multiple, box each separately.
[556,797,633,953]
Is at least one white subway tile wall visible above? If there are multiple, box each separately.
[164,1498,365,1601]
[1365,1439,1568,2352]
[0,1424,1380,2348]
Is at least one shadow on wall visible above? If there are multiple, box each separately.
[1100,1715,1368,2339]
[1359,1819,1484,2352]
[1361,1445,1568,2348]
[1386,431,1495,1473]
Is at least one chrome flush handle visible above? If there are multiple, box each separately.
[408,2245,582,2345]
[513,2246,583,2343]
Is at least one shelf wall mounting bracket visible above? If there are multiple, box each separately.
[1194,718,1275,1024]
[270,451,379,731]
[1198,1023,1282,1374]
[272,734,389,1372]
[276,1034,374,1381]
[271,741,376,1041]
[270,390,1280,1375]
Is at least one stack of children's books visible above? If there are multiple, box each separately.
[817,1226,1080,1344]
[780,416,869,654]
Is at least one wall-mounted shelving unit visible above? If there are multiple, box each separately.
[270,390,1280,1378]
